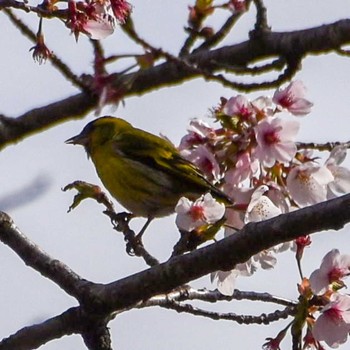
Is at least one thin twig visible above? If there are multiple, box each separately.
[180,27,201,57]
[63,180,160,266]
[158,300,295,324]
[297,141,350,151]
[122,19,301,92]
[143,287,296,307]
[209,57,286,75]
[199,57,300,92]
[0,0,66,18]
[104,210,160,266]
[194,0,253,53]
[252,0,270,33]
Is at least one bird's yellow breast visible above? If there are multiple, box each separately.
[90,140,179,217]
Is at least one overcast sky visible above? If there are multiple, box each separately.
[1,1,350,349]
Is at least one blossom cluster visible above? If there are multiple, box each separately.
[66,0,131,40]
[173,81,350,348]
[174,81,350,333]
[307,249,350,348]
[261,248,350,350]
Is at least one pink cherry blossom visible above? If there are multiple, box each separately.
[325,146,350,198]
[84,18,114,40]
[223,186,254,236]
[312,293,350,348]
[180,145,221,180]
[225,152,259,185]
[211,186,286,295]
[286,163,334,207]
[244,185,282,223]
[253,117,299,167]
[210,270,238,296]
[178,119,215,150]
[273,80,313,116]
[175,193,226,232]
[223,95,254,119]
[211,259,255,296]
[253,250,277,270]
[251,96,274,118]
[309,249,350,295]
[67,0,129,40]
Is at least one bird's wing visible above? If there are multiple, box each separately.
[112,129,230,202]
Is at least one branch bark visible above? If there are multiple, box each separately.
[1,19,350,149]
[1,193,350,349]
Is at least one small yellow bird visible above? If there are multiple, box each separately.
[66,116,231,234]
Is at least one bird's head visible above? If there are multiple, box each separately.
[65,116,132,154]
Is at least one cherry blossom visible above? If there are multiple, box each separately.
[251,96,274,119]
[213,186,285,295]
[223,186,253,235]
[225,152,259,185]
[223,95,254,120]
[180,144,221,180]
[272,80,313,116]
[175,193,225,232]
[211,259,255,296]
[66,0,130,40]
[253,116,299,167]
[252,250,277,270]
[325,146,350,198]
[84,18,114,40]
[286,163,334,207]
[210,270,239,296]
[309,249,350,295]
[178,119,216,150]
[244,185,282,223]
[312,293,350,348]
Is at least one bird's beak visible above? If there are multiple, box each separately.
[65,133,88,146]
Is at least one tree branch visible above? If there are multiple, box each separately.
[1,19,350,149]
[0,0,66,18]
[157,300,294,324]
[81,193,350,313]
[0,307,82,350]
[0,212,92,299]
[194,1,252,53]
[1,193,350,348]
[297,140,350,152]
[142,287,295,307]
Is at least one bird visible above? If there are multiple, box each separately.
[65,116,231,236]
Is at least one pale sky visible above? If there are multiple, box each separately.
[1,1,350,349]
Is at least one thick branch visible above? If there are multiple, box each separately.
[0,212,92,298]
[1,19,350,149]
[90,193,350,313]
[0,307,82,350]
[1,194,350,348]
